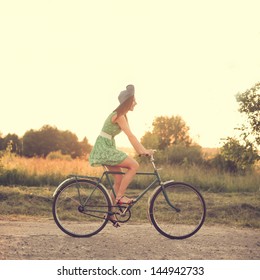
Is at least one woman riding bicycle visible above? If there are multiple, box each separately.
[89,85,153,216]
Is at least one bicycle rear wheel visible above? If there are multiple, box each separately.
[149,182,206,239]
[53,178,111,237]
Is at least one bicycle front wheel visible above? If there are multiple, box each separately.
[53,179,111,237]
[149,182,206,239]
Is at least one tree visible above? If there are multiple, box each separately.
[218,137,259,173]
[236,82,260,146]
[23,125,63,157]
[23,129,40,157]
[38,125,61,157]
[80,137,92,157]
[22,125,92,158]
[140,131,160,150]
[141,115,192,150]
[212,83,260,173]
[59,130,81,158]
[0,134,22,154]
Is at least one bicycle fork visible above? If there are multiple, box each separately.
[160,183,181,213]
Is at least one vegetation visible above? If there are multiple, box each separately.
[212,137,259,174]
[236,82,260,146]
[141,115,192,150]
[0,151,259,192]
[141,115,259,174]
[0,125,92,158]
[140,81,260,174]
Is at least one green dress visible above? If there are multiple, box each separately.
[89,111,128,166]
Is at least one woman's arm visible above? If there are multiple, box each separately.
[115,115,152,155]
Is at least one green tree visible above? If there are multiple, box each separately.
[23,126,61,157]
[38,125,61,157]
[59,130,81,158]
[140,131,160,150]
[23,129,40,157]
[218,137,258,173]
[0,134,22,154]
[80,137,92,156]
[236,82,260,145]
[141,115,192,150]
[22,125,91,158]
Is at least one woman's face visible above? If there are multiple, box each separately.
[130,98,137,111]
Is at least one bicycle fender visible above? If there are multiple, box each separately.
[53,177,106,197]
[53,177,77,197]
[161,180,175,187]
[148,180,175,205]
[52,178,112,205]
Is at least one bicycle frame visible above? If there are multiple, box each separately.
[66,155,177,213]
[100,169,161,207]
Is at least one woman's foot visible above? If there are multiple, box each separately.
[106,215,120,228]
[116,196,134,205]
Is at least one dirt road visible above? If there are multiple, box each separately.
[0,218,259,260]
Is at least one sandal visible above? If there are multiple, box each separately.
[116,196,134,205]
[106,215,120,228]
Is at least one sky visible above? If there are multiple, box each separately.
[0,0,260,148]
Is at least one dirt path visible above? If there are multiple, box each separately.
[0,218,259,260]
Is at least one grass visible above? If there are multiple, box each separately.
[0,154,259,192]
[0,154,103,186]
[0,154,102,176]
[0,185,259,228]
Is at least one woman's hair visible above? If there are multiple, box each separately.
[113,95,134,121]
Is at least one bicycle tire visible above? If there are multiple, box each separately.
[149,182,206,239]
[53,178,111,238]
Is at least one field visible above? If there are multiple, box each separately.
[0,154,260,228]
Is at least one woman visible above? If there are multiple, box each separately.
[89,85,153,226]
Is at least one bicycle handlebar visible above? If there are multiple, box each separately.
[138,150,156,162]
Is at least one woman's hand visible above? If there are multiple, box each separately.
[141,149,154,156]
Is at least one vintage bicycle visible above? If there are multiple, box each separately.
[52,154,206,239]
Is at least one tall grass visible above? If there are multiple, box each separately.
[130,163,260,193]
[0,154,103,186]
[0,153,259,192]
[158,164,260,192]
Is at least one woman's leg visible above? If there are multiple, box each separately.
[113,156,139,203]
[105,166,123,203]
[107,157,139,203]
[103,166,123,227]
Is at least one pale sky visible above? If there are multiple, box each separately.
[1,0,260,148]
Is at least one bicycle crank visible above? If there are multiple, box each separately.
[115,206,131,223]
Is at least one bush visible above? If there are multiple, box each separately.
[0,168,66,186]
[148,144,204,166]
[211,138,259,174]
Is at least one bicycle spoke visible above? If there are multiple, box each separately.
[149,182,206,239]
[53,179,111,237]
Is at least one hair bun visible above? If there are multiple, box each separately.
[126,84,135,93]
[118,85,135,104]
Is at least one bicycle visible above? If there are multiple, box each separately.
[52,155,206,239]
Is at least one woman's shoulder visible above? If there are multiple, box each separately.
[103,111,117,124]
[110,111,118,123]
